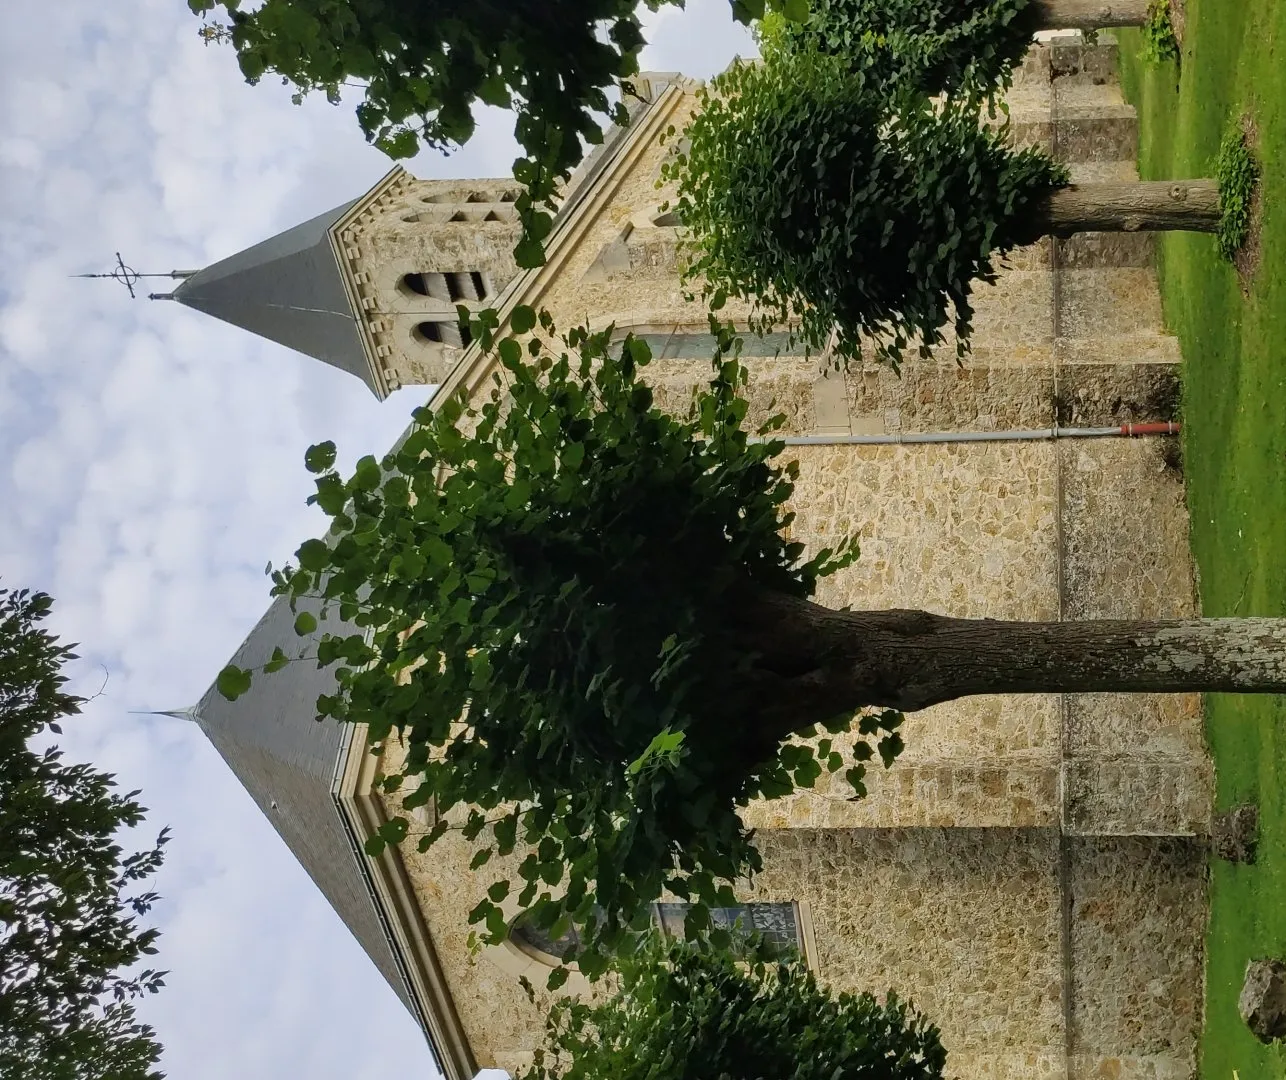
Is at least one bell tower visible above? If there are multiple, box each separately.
[161,167,524,398]
[330,170,525,392]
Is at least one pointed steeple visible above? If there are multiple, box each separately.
[172,197,383,395]
[131,705,203,726]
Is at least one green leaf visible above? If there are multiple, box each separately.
[511,304,538,334]
[352,455,382,492]
[297,539,330,572]
[216,664,252,701]
[514,235,546,269]
[263,646,289,674]
[294,611,318,636]
[304,441,337,474]
[498,338,523,369]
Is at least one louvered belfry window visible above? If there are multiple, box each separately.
[405,270,493,348]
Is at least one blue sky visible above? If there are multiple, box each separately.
[0,3,751,1078]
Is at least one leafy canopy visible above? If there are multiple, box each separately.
[186,0,798,267]
[1,586,168,1080]
[520,932,947,1080]
[758,0,1036,99]
[219,310,902,984]
[669,48,1066,367]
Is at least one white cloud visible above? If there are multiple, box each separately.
[0,1,749,1077]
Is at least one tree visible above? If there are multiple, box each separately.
[519,933,946,1080]
[757,0,1165,97]
[1,585,169,1080]
[220,314,1286,982]
[670,48,1227,366]
[186,0,794,268]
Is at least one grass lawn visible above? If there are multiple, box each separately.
[1117,3,1286,1076]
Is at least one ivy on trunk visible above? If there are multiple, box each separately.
[220,318,1286,986]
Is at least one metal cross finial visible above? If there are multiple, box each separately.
[72,253,195,300]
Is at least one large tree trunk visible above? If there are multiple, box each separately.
[1028,0,1152,31]
[734,590,1286,738]
[1022,180,1221,240]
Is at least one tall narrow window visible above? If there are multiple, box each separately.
[508,900,808,967]
[652,902,804,957]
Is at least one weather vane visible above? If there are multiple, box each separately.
[72,253,195,300]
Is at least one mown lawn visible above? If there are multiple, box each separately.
[1118,3,1286,1076]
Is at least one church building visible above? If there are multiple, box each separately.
[175,37,1209,1080]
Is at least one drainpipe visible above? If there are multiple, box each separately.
[767,421,1179,446]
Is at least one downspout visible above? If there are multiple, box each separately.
[761,421,1180,446]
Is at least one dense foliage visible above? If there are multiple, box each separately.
[1214,118,1259,262]
[1139,0,1180,64]
[757,0,1035,98]
[670,48,1066,366]
[219,311,903,983]
[520,933,947,1080]
[0,586,168,1079]
[186,0,796,267]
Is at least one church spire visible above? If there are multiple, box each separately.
[130,705,203,727]
[169,198,383,396]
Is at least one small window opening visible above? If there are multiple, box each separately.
[652,210,683,228]
[415,321,444,343]
[500,190,520,202]
[459,322,474,348]
[449,211,468,222]
[466,191,490,203]
[483,210,503,222]
[470,271,489,299]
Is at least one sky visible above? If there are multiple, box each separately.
[0,3,751,1079]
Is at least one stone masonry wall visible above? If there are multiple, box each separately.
[380,35,1209,1080]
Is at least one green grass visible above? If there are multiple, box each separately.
[1118,3,1286,1076]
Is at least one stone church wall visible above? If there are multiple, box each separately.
[373,35,1209,1080]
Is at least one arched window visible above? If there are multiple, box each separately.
[510,911,584,963]
[413,320,474,349]
[652,209,683,228]
[400,271,492,303]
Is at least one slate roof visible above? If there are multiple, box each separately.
[174,201,378,395]
[192,593,418,1022]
